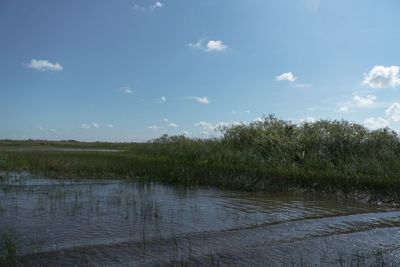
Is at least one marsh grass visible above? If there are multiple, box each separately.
[0,232,18,267]
[2,115,400,202]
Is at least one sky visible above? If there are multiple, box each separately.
[1,0,400,142]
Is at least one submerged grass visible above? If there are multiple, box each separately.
[2,115,400,202]
[0,232,18,267]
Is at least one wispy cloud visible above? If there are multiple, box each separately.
[157,96,167,103]
[134,1,163,12]
[120,86,133,94]
[25,59,63,72]
[186,96,210,104]
[80,122,100,129]
[107,124,114,128]
[168,122,179,128]
[188,39,228,52]
[363,65,400,89]
[148,125,162,130]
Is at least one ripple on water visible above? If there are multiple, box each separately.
[0,173,398,266]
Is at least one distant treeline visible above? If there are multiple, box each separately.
[2,115,400,203]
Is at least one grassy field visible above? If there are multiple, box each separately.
[1,115,400,203]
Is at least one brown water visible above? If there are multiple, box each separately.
[0,172,399,266]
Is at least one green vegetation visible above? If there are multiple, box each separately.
[1,115,400,202]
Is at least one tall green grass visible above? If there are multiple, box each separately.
[2,115,400,202]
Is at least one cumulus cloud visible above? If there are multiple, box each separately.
[353,95,376,107]
[276,72,297,82]
[26,59,63,72]
[163,118,169,122]
[188,39,228,52]
[364,117,389,130]
[386,103,400,122]
[182,131,189,136]
[168,123,179,128]
[363,65,400,89]
[186,96,210,104]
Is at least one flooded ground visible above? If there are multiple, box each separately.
[0,147,122,153]
[1,172,400,266]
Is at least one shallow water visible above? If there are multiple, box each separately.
[0,173,399,266]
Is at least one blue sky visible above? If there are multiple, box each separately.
[1,0,400,141]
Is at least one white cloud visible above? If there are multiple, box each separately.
[364,117,389,130]
[163,118,169,122]
[187,96,210,104]
[81,124,90,129]
[253,117,263,122]
[188,39,227,52]
[206,40,227,52]
[182,131,189,136]
[150,1,163,10]
[157,96,166,103]
[194,121,241,131]
[26,59,63,72]
[300,117,316,123]
[148,125,162,130]
[38,127,44,130]
[353,95,376,107]
[363,65,400,89]
[80,122,100,129]
[339,105,349,113]
[50,129,57,132]
[168,123,179,128]
[386,103,400,122]
[134,1,163,11]
[120,86,133,94]
[107,124,114,128]
[245,110,251,114]
[276,72,297,82]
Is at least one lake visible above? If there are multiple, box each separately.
[1,172,399,266]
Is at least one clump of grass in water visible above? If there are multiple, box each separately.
[0,232,18,267]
